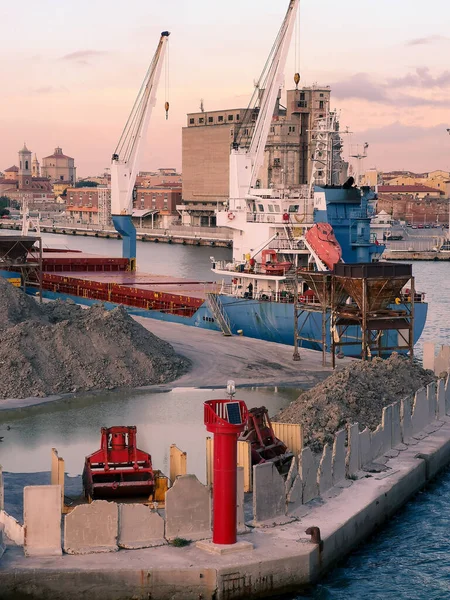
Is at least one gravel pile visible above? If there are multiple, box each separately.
[0,279,190,399]
[275,354,436,452]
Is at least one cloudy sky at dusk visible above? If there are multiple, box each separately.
[1,0,449,177]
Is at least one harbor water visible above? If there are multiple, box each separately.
[1,233,449,599]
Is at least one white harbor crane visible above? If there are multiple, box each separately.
[229,0,300,205]
[110,31,170,271]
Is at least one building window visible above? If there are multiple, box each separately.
[208,116,213,123]
[297,101,307,108]
[218,116,224,122]
[258,204,264,212]
[319,100,324,109]
[189,118,194,124]
[320,93,324,97]
[60,175,64,180]
[270,127,275,133]
[300,92,305,100]
[288,205,299,213]
[25,160,29,170]
[228,114,234,121]
[273,158,281,166]
[199,117,204,124]
[268,204,274,213]
[236,114,240,121]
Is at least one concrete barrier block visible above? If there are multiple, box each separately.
[253,463,285,522]
[285,456,298,496]
[412,388,428,435]
[346,424,360,476]
[0,510,25,546]
[423,341,435,371]
[118,504,165,549]
[24,485,62,557]
[286,474,302,510]
[318,444,333,495]
[236,467,245,532]
[391,401,402,448]
[359,428,372,466]
[401,396,413,442]
[299,447,318,503]
[445,375,450,415]
[332,429,346,485]
[435,346,450,376]
[437,379,446,420]
[64,501,118,554]
[165,474,211,541]
[381,405,393,455]
[427,382,437,421]
[0,523,5,559]
[370,423,386,460]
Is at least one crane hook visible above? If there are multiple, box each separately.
[165,101,169,120]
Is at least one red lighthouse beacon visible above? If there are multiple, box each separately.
[204,381,248,545]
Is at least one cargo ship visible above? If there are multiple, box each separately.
[0,0,428,357]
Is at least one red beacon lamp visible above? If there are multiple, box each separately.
[204,381,248,545]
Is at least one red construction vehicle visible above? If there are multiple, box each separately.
[82,426,155,501]
[239,407,294,474]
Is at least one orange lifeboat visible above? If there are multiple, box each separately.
[305,223,342,270]
[261,249,292,275]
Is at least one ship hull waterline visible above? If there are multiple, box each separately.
[35,288,428,359]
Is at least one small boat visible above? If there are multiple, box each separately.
[305,223,342,270]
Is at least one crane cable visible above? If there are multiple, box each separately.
[165,37,170,119]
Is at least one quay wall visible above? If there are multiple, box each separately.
[0,222,232,248]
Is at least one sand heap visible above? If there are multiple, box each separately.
[275,354,436,452]
[0,278,190,399]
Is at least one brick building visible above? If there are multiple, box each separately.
[132,184,181,228]
[66,186,100,224]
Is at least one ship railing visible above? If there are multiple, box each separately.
[245,213,312,224]
[213,260,294,277]
[270,239,307,251]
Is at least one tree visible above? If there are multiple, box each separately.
[75,180,98,188]
[0,208,10,217]
[0,195,11,209]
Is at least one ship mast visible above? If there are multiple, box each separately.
[229,0,300,205]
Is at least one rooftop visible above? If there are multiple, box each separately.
[378,185,443,194]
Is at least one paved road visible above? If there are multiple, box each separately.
[134,316,350,390]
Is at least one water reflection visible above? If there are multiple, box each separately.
[0,386,298,481]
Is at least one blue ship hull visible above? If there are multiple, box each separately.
[37,288,428,358]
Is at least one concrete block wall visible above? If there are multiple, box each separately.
[423,342,450,375]
[24,485,62,557]
[251,375,450,523]
[0,510,25,546]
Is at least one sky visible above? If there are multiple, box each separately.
[1,0,449,177]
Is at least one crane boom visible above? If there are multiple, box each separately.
[229,0,299,202]
[111,31,170,217]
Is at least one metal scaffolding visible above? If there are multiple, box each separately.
[294,263,416,367]
[0,235,43,300]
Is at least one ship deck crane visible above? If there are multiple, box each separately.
[111,31,170,271]
[229,0,299,205]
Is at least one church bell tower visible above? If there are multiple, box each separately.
[18,143,32,189]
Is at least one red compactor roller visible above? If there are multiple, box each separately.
[82,426,155,501]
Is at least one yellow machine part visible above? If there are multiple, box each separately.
[153,471,169,503]
[7,278,21,288]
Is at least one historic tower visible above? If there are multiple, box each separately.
[18,143,32,189]
[32,153,40,177]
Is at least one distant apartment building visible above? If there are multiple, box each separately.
[136,168,182,188]
[42,147,76,184]
[364,169,450,196]
[66,186,99,224]
[132,184,181,228]
[180,86,333,226]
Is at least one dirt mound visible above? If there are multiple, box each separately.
[275,354,436,452]
[0,278,43,330]
[0,282,190,399]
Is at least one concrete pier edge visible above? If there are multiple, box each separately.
[2,421,450,600]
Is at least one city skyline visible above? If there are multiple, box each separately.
[1,0,449,177]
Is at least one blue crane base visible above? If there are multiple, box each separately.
[112,215,137,271]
